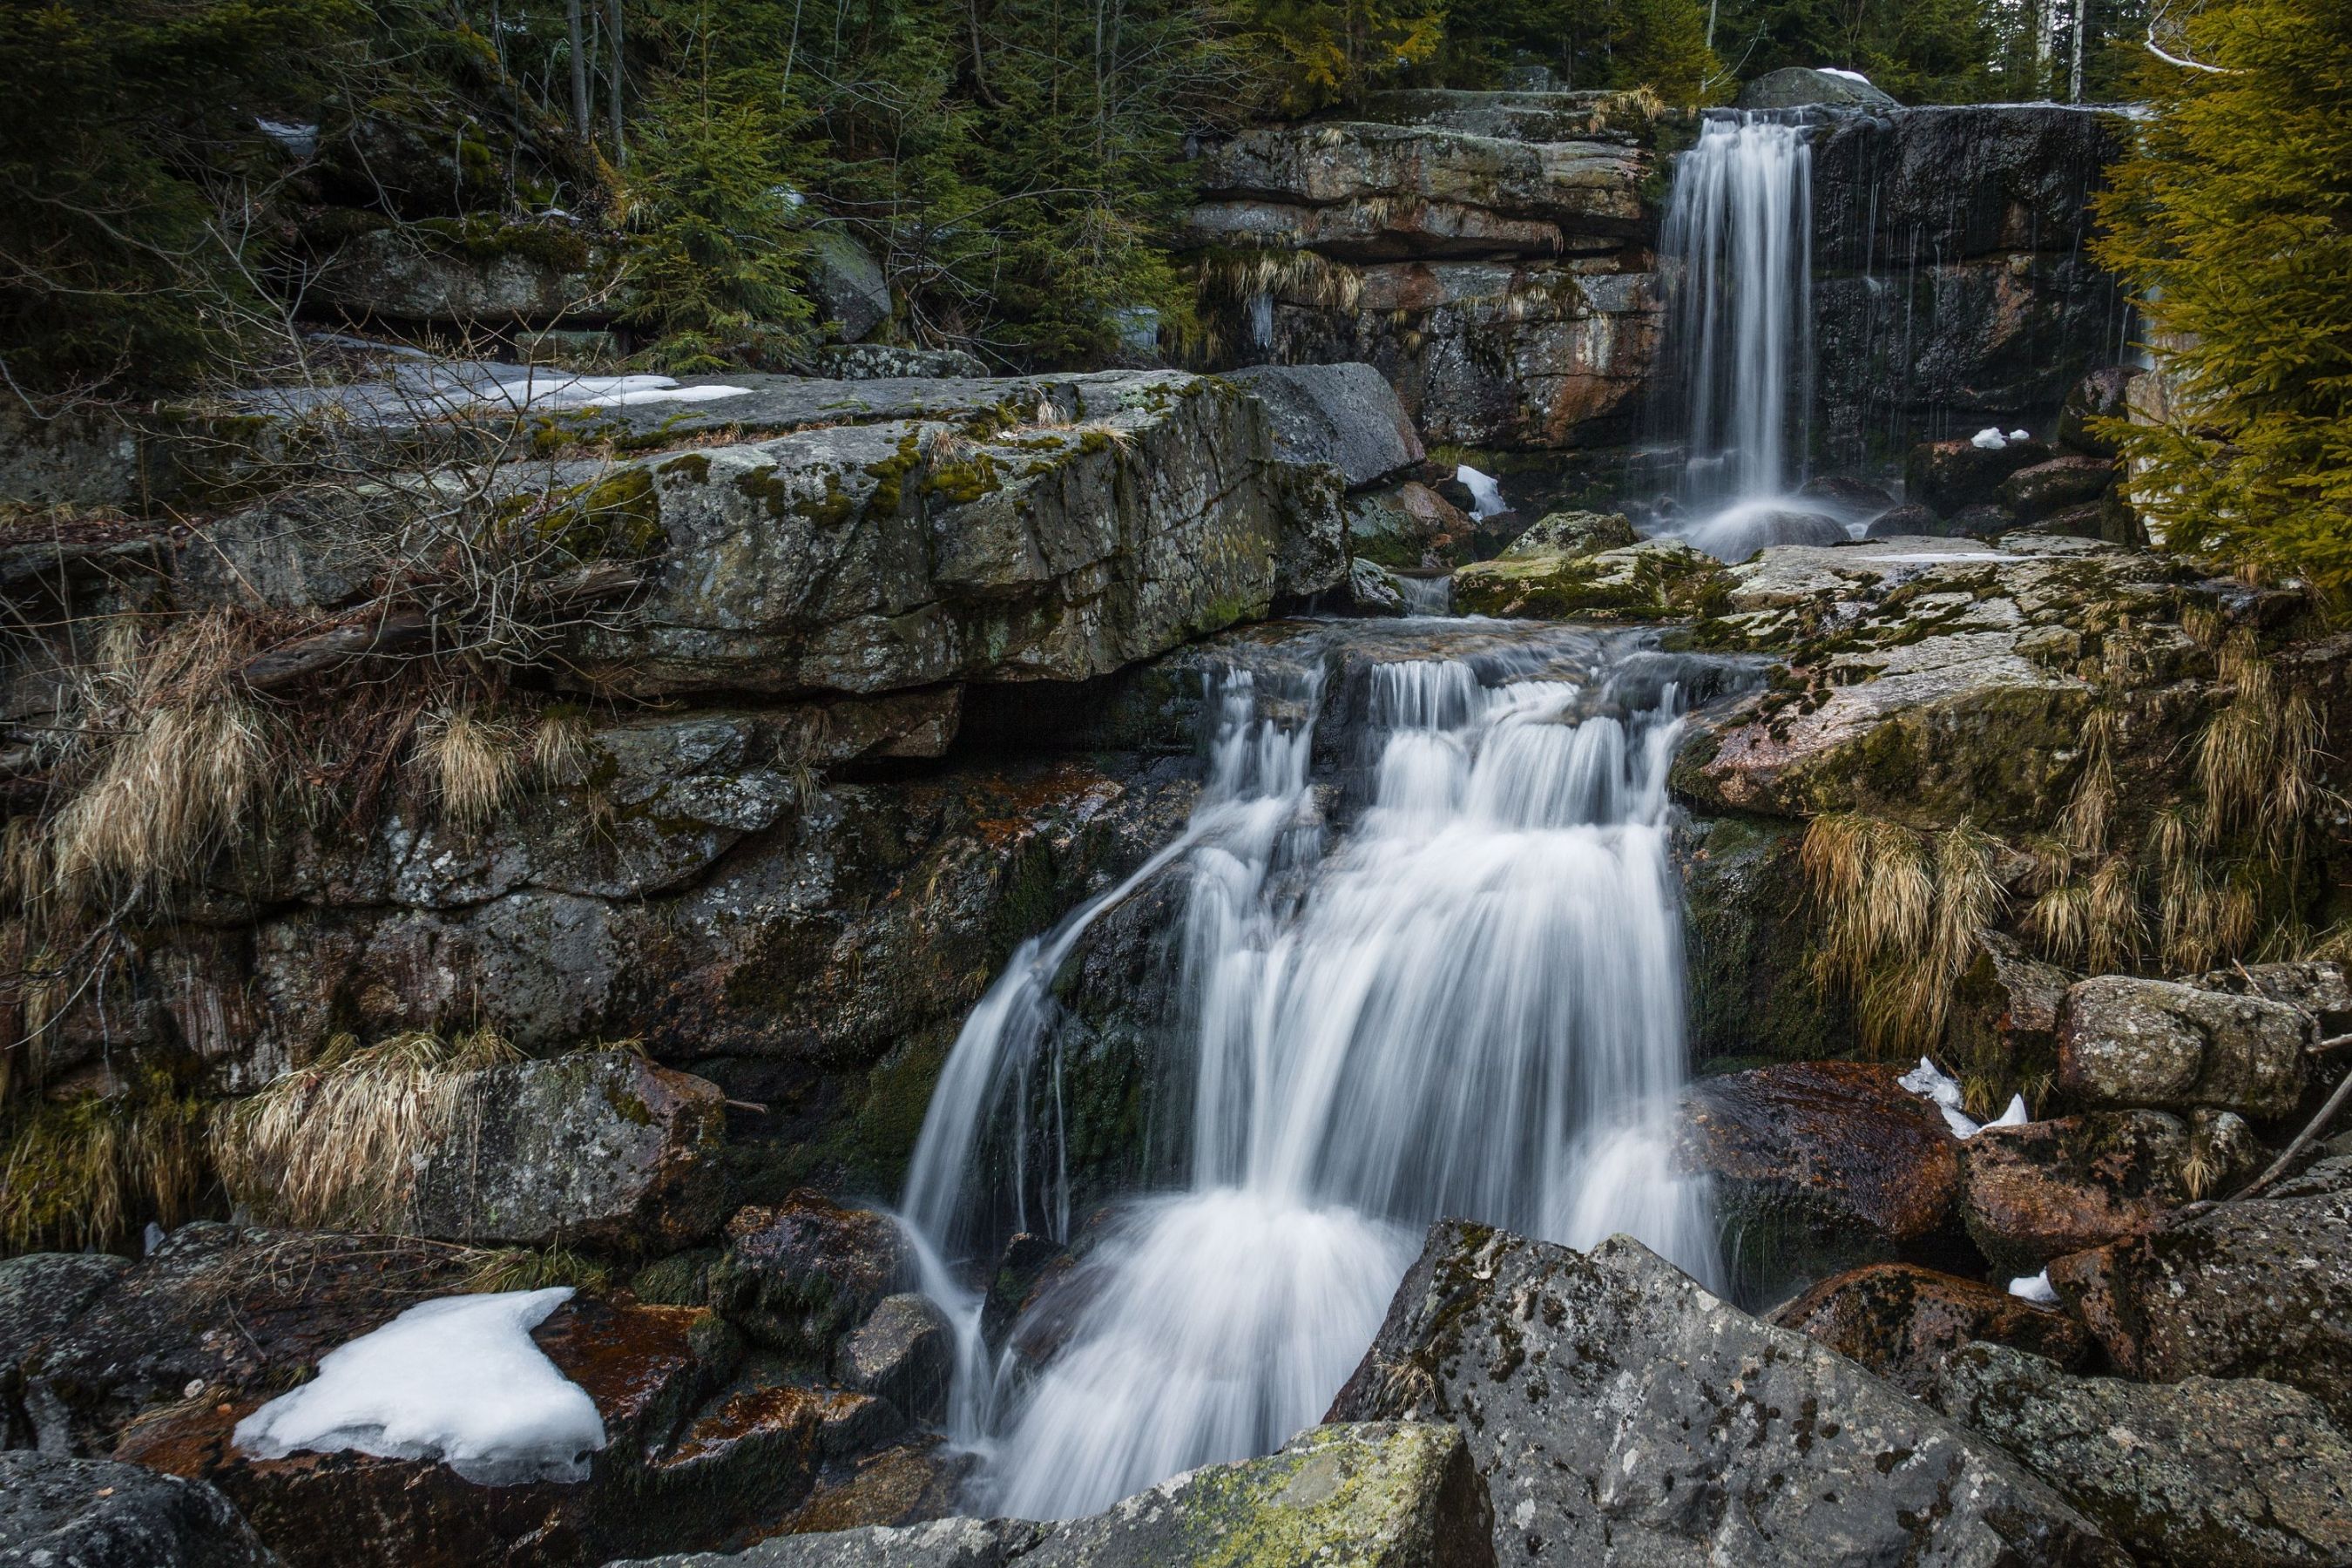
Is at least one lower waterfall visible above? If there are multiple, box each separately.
[902,625,1720,1519]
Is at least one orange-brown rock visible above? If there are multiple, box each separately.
[1770,1262,2089,1396]
[1960,1112,2193,1276]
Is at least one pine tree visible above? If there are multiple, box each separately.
[2093,0,2352,598]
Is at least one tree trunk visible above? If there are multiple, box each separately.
[566,0,591,141]
[2069,0,2087,101]
[605,0,625,166]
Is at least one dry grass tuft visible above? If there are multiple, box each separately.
[212,1028,520,1233]
[414,705,527,833]
[531,706,594,788]
[463,1244,612,1294]
[1,1082,211,1254]
[1804,814,2008,1055]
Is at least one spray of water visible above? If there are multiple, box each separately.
[899,628,1720,1519]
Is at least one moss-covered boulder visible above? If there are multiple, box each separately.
[1451,536,1724,620]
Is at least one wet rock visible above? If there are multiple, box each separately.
[407,1050,728,1251]
[707,1194,912,1366]
[808,229,890,343]
[840,1294,954,1424]
[1497,507,1636,559]
[1328,1223,2126,1566]
[1677,816,1851,1069]
[1346,480,1474,570]
[2059,975,2309,1119]
[1935,1342,2352,1568]
[1905,436,2053,516]
[1943,930,2073,1089]
[1348,558,1409,615]
[2049,1167,2352,1423]
[0,1450,278,1567]
[1959,1112,2198,1275]
[1677,1060,1962,1304]
[1771,1262,2087,1396]
[1223,362,1423,490]
[2000,456,2115,521]
[0,1252,132,1447]
[1946,501,2016,536]
[1451,537,1723,621]
[1796,473,1896,510]
[2058,366,2136,457]
[1682,506,1849,560]
[1738,65,1900,111]
[1861,502,1945,537]
[609,1421,1493,1566]
[779,1436,976,1536]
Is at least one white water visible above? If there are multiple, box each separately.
[902,633,1719,1519]
[1658,114,1830,558]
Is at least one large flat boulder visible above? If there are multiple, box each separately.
[1935,1342,2352,1567]
[605,1421,1494,1566]
[1327,1223,2127,1565]
[1222,362,1422,490]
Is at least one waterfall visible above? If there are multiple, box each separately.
[1655,113,1821,558]
[899,630,1717,1520]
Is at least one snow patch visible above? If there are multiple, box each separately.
[2008,1269,2059,1306]
[1898,1057,1984,1138]
[1986,1093,2030,1130]
[1970,427,2009,450]
[234,1288,607,1486]
[1819,68,1874,84]
[1456,463,1507,520]
[2008,429,2031,441]
[465,374,751,409]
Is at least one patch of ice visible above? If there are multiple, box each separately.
[1456,463,1507,521]
[256,118,319,159]
[1970,427,2009,450]
[1897,1057,1983,1138]
[468,374,751,409]
[2009,1269,2059,1306]
[1820,68,1874,84]
[1986,1093,2031,1130]
[234,1288,606,1486]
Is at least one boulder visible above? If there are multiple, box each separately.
[407,1050,729,1251]
[2059,975,2309,1119]
[810,344,990,380]
[840,1294,955,1424]
[808,228,891,342]
[1943,930,2073,1089]
[2180,960,2352,1034]
[1223,362,1423,490]
[707,1194,913,1366]
[1497,508,1636,560]
[1346,480,1474,570]
[1677,1061,1962,1304]
[0,1450,278,1568]
[1935,1342,2352,1568]
[1771,1262,2088,1396]
[0,1252,132,1446]
[1328,1223,2127,1566]
[1795,473,1896,510]
[310,224,613,327]
[2050,1169,2352,1425]
[1999,456,2115,521]
[1861,502,1945,537]
[1904,436,2053,516]
[1347,558,1409,616]
[1680,505,1849,560]
[1451,537,1724,621]
[606,1422,1494,1566]
[1737,65,1901,112]
[2058,367,2136,457]
[1959,1112,2196,1275]
[1947,501,2017,536]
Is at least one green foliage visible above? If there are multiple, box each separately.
[0,0,357,393]
[1432,0,1720,103]
[1703,0,1994,102]
[2093,0,2352,599]
[1241,0,1446,114]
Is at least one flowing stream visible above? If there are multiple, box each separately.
[900,627,1721,1519]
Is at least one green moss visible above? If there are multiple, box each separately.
[659,452,713,484]
[530,465,664,560]
[416,214,595,274]
[863,430,923,516]
[927,452,1004,505]
[1078,429,1112,456]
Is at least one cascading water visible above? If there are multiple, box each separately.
[1652,113,1845,560]
[900,627,1720,1520]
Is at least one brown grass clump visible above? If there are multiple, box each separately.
[212,1028,520,1233]
[413,704,527,833]
[0,1080,211,1254]
[1803,813,2008,1056]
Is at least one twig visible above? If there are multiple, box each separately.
[2232,1069,2352,1200]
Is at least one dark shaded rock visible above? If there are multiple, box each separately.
[808,344,990,381]
[1947,501,2016,536]
[408,1051,728,1251]
[0,1252,131,1447]
[2049,1169,2352,1424]
[0,1450,278,1567]
[1943,930,2073,1090]
[1771,1262,2088,1396]
[1795,473,1895,510]
[2041,500,2110,537]
[2059,974,2309,1119]
[707,1194,912,1365]
[1676,1060,1963,1305]
[1905,436,2052,515]
[1499,508,1637,559]
[1737,65,1900,111]
[2058,366,2136,457]
[310,225,614,327]
[2180,960,2352,1035]
[840,1294,954,1424]
[1677,815,1850,1070]
[1935,1342,2352,1568]
[808,229,890,343]
[1999,456,2115,521]
[1960,1112,2196,1275]
[980,1232,1063,1348]
[1224,362,1423,490]
[778,1436,975,1537]
[1346,480,1474,571]
[1861,501,1946,537]
[1682,505,1850,560]
[609,1421,1492,1566]
[1329,1223,2127,1566]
